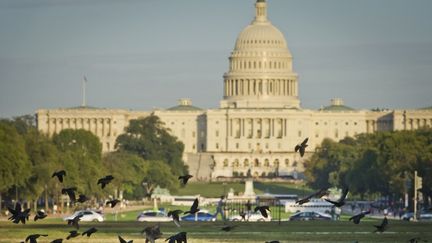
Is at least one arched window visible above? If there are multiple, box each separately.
[244,159,250,167]
[233,159,240,167]
[254,159,260,167]
[274,159,280,167]
[223,159,229,167]
[264,159,270,167]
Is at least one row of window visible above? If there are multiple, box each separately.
[222,158,298,168]
[239,39,283,45]
[315,121,358,126]
[225,79,295,96]
[230,59,289,71]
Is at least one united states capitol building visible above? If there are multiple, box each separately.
[36,0,432,181]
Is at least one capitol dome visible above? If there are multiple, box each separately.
[220,0,300,109]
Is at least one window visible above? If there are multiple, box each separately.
[298,130,302,137]
[236,143,239,149]
[243,159,249,167]
[285,159,289,167]
[216,130,219,137]
[223,159,229,167]
[216,143,219,149]
[254,159,260,167]
[264,159,270,167]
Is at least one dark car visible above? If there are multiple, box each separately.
[180,211,216,222]
[289,211,332,221]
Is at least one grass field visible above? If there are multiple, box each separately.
[1,217,431,242]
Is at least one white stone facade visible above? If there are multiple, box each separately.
[35,0,432,180]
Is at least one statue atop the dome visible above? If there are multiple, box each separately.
[257,0,266,2]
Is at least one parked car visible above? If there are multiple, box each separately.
[229,212,272,222]
[402,211,432,221]
[137,210,173,222]
[181,211,216,222]
[289,211,332,221]
[63,210,104,222]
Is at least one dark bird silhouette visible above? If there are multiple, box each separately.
[82,227,97,237]
[142,225,162,243]
[294,137,308,157]
[52,170,66,183]
[178,175,193,185]
[373,217,388,233]
[165,232,187,243]
[67,214,82,229]
[34,210,47,221]
[349,211,371,224]
[265,241,280,243]
[325,188,349,207]
[296,188,329,205]
[240,211,247,221]
[61,187,77,202]
[50,239,63,243]
[97,175,114,189]
[25,234,48,243]
[106,199,121,208]
[184,198,200,215]
[77,194,89,203]
[66,230,79,240]
[254,206,271,218]
[118,235,133,243]
[8,202,31,224]
[221,225,237,232]
[409,237,428,243]
[168,209,183,227]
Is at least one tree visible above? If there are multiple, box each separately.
[142,161,179,196]
[0,121,30,211]
[116,115,187,174]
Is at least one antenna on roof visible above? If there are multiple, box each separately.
[82,76,87,107]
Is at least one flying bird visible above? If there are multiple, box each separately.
[106,199,121,208]
[325,188,349,207]
[178,175,193,185]
[25,234,48,243]
[142,225,162,243]
[184,198,200,215]
[167,209,183,227]
[50,239,63,243]
[254,206,271,218]
[77,194,89,203]
[66,231,79,240]
[373,217,388,233]
[82,227,97,237]
[266,241,280,243]
[67,214,82,229]
[8,202,31,224]
[296,188,329,205]
[165,232,187,243]
[97,175,114,189]
[349,211,371,224]
[34,210,47,221]
[118,235,133,243]
[61,187,77,202]
[294,137,308,157]
[221,225,237,232]
[52,170,66,183]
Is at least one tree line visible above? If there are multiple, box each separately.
[0,114,187,213]
[304,129,432,210]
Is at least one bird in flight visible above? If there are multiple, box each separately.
[52,170,66,183]
[294,137,308,157]
[118,235,133,243]
[106,199,121,208]
[50,239,63,243]
[61,187,77,202]
[266,241,280,243]
[178,175,193,185]
[325,188,349,207]
[67,214,82,229]
[66,230,79,240]
[82,227,97,237]
[168,209,183,227]
[296,188,328,205]
[254,206,271,218]
[349,211,371,224]
[373,217,388,233]
[184,198,200,215]
[141,225,162,243]
[25,234,48,243]
[34,210,48,221]
[165,232,187,243]
[97,175,114,189]
[77,194,89,203]
[8,202,30,224]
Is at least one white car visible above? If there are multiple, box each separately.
[229,212,272,222]
[63,210,104,222]
[137,210,173,222]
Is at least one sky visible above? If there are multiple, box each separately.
[1,0,431,118]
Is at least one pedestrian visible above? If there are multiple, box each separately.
[215,196,225,221]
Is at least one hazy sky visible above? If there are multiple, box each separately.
[1,0,431,118]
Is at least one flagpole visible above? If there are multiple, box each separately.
[82,76,87,107]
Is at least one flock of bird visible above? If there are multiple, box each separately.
[6,137,422,242]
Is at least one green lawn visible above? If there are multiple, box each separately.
[1,218,431,242]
